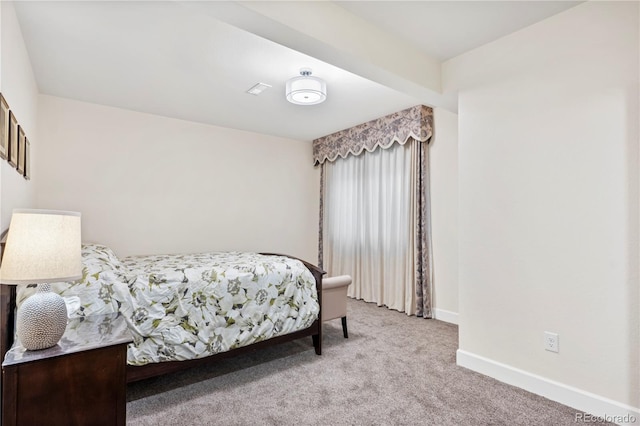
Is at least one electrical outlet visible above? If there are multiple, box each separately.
[544,331,559,353]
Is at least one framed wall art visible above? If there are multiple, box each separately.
[17,126,26,175]
[8,111,18,167]
[0,94,8,160]
[24,138,30,180]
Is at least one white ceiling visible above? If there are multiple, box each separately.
[13,1,580,141]
[335,1,582,61]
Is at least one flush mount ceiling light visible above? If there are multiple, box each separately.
[286,68,327,105]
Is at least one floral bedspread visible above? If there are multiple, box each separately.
[16,245,319,366]
[16,244,127,318]
[116,252,319,366]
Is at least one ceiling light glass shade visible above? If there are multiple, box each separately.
[286,68,327,105]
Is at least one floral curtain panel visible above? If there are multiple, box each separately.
[317,105,433,318]
[312,104,434,165]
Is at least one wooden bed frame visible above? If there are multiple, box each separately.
[126,254,324,382]
[0,234,324,384]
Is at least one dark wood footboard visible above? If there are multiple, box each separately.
[261,252,324,355]
[126,253,325,383]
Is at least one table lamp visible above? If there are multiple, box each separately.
[0,209,82,350]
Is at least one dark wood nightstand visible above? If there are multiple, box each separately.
[2,313,132,426]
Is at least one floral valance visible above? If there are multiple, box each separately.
[312,104,433,165]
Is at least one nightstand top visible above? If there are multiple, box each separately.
[3,313,132,367]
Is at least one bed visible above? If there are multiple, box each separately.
[0,242,324,383]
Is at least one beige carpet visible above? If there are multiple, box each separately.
[127,299,601,425]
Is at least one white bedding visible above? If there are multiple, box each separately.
[17,244,320,366]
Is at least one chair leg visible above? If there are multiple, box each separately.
[341,316,348,338]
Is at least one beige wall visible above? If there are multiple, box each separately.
[430,107,458,321]
[0,1,38,230]
[444,0,639,414]
[36,95,320,261]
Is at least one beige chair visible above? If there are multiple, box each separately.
[321,275,352,338]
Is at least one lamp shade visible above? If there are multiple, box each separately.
[286,68,327,105]
[0,209,82,284]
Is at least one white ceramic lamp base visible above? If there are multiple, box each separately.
[16,283,68,350]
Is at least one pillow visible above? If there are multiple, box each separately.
[16,243,130,318]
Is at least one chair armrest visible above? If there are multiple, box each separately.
[322,275,352,290]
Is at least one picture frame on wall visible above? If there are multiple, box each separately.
[0,94,8,160]
[24,138,30,180]
[8,111,18,167]
[17,126,26,175]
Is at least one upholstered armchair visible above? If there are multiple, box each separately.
[321,275,352,338]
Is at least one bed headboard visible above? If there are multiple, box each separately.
[0,229,17,361]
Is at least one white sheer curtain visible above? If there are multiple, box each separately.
[323,141,423,315]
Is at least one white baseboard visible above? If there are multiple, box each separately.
[433,308,458,325]
[457,350,640,425]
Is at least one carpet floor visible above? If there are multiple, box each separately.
[127,299,597,425]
